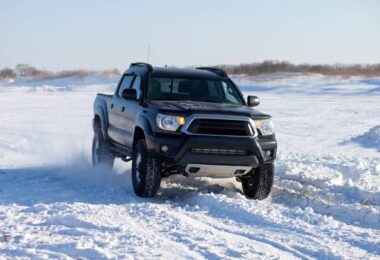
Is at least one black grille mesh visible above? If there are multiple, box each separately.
[188,119,252,136]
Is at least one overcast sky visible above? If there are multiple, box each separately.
[0,0,379,71]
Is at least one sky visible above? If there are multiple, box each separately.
[0,0,379,71]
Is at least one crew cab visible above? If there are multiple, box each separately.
[92,63,277,199]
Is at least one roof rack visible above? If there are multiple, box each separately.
[129,62,153,72]
[196,67,227,77]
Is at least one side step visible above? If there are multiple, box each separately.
[109,141,132,160]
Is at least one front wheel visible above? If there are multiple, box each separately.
[92,124,114,168]
[132,139,162,197]
[242,162,274,200]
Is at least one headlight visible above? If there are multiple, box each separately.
[255,119,274,135]
[156,113,186,132]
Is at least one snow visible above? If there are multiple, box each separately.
[1,74,380,259]
[351,125,380,152]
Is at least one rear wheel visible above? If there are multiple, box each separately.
[132,139,161,197]
[92,123,114,168]
[242,162,274,200]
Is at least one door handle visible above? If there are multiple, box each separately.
[110,104,114,109]
[121,106,125,112]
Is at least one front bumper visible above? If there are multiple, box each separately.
[145,132,277,175]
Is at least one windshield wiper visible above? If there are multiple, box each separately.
[151,99,227,104]
[198,100,224,104]
[150,98,179,101]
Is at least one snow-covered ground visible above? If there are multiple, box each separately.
[0,73,380,259]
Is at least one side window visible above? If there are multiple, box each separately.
[221,82,239,104]
[207,80,220,96]
[117,75,133,97]
[130,75,142,99]
[160,78,173,93]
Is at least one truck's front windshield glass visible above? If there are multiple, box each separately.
[147,77,243,105]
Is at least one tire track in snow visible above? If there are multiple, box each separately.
[154,201,309,259]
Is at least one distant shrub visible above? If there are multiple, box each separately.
[14,64,54,78]
[100,68,120,76]
[46,68,120,79]
[219,61,380,77]
[0,68,16,79]
[0,64,121,80]
[55,69,94,78]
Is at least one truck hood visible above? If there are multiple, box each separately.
[150,100,270,119]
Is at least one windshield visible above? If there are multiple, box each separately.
[147,76,244,105]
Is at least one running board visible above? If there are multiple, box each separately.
[109,141,132,158]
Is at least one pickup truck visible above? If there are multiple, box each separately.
[92,63,277,199]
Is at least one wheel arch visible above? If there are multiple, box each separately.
[133,127,145,148]
[93,102,109,138]
[134,115,154,150]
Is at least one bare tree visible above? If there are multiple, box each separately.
[0,68,16,79]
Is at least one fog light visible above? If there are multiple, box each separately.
[265,150,271,157]
[161,145,169,152]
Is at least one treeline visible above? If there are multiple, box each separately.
[0,64,120,80]
[219,61,380,77]
[2,61,380,80]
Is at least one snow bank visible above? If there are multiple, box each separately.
[0,74,119,87]
[275,154,380,228]
[351,125,380,151]
[0,75,117,94]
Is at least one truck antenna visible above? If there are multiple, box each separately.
[146,44,151,63]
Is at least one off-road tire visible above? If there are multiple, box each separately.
[242,162,274,200]
[92,123,114,168]
[132,139,162,197]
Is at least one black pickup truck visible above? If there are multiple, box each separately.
[92,63,277,199]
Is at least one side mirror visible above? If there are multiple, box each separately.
[122,88,137,100]
[247,96,260,107]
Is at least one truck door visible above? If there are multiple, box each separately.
[107,74,134,144]
[122,75,143,148]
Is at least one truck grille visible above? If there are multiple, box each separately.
[187,119,252,136]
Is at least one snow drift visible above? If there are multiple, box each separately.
[351,125,380,151]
